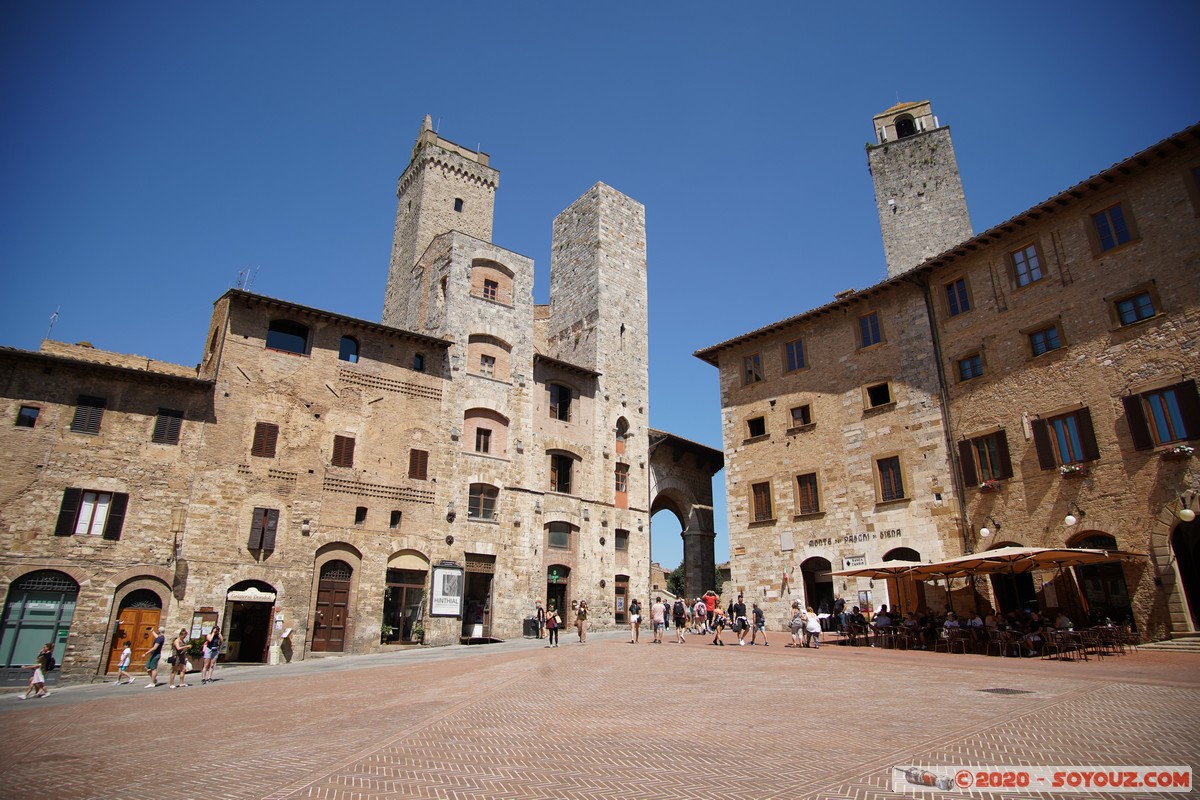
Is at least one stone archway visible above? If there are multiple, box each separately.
[648,429,723,600]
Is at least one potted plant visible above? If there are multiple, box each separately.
[380,624,394,644]
[1059,463,1088,477]
[410,620,425,644]
[1161,444,1194,460]
[979,479,1000,492]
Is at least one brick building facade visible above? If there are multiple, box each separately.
[697,103,1200,639]
[0,117,721,683]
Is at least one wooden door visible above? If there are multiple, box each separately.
[311,580,349,652]
[107,608,160,673]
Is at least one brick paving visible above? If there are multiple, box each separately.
[1,631,1197,800]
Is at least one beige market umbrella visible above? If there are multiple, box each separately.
[832,559,924,613]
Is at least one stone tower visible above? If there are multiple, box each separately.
[867,101,973,277]
[383,115,499,328]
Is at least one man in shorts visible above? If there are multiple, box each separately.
[749,601,769,645]
[650,597,666,643]
[145,626,165,687]
[732,594,749,645]
[673,598,688,643]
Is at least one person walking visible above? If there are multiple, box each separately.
[703,590,718,633]
[168,628,190,688]
[787,602,804,647]
[804,606,823,649]
[710,606,727,646]
[629,598,642,643]
[575,600,589,644]
[201,622,222,684]
[145,627,166,687]
[535,600,547,640]
[673,597,688,643]
[693,597,707,634]
[545,602,561,648]
[732,594,749,646]
[116,641,134,684]
[650,597,666,643]
[18,643,53,699]
[749,602,769,646]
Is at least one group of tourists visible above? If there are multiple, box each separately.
[533,599,588,647]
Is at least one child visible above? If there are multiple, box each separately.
[116,642,134,684]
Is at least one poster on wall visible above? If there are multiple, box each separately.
[430,564,464,617]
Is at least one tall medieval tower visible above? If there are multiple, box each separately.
[867,101,973,277]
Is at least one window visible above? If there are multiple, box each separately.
[1032,408,1100,468]
[877,456,906,502]
[1114,290,1156,326]
[251,422,278,458]
[743,353,763,384]
[795,473,820,515]
[479,354,495,377]
[413,353,425,372]
[945,278,970,316]
[389,510,401,529]
[784,338,805,372]
[354,506,368,526]
[746,416,767,438]
[453,198,464,212]
[550,453,574,494]
[548,521,571,549]
[468,484,498,520]
[1122,380,1200,449]
[859,312,882,348]
[1091,203,1132,252]
[151,408,183,445]
[482,279,498,301]
[1028,324,1062,357]
[549,383,572,422]
[615,463,629,494]
[54,488,128,539]
[614,529,629,551]
[408,449,429,480]
[790,404,812,429]
[751,482,773,522]
[339,336,359,363]
[70,395,105,435]
[1011,243,1044,287]
[957,353,983,381]
[331,435,355,467]
[265,320,309,355]
[475,427,492,454]
[15,405,40,428]
[247,507,279,551]
[865,382,893,409]
[958,431,1014,485]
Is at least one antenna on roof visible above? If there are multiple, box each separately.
[46,306,60,340]
[235,265,260,292]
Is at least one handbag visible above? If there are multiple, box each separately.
[167,655,175,665]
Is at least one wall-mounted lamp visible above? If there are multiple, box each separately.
[637,519,644,531]
[534,499,542,514]
[1064,502,1086,527]
[446,501,456,522]
[582,508,590,521]
[1178,493,1196,523]
[600,511,608,527]
[450,427,461,441]
[978,516,1001,538]
[301,519,311,535]
[514,512,522,526]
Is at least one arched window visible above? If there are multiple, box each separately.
[339,336,359,363]
[615,417,629,455]
[895,114,917,139]
[266,320,309,355]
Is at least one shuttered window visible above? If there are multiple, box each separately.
[751,482,773,521]
[959,431,1014,486]
[796,473,820,514]
[877,457,905,502]
[54,488,128,539]
[1032,408,1100,469]
[248,507,279,550]
[151,409,184,445]
[251,422,278,458]
[70,395,106,435]
[332,435,355,467]
[1122,380,1200,450]
[409,449,429,480]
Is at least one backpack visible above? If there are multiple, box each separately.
[673,600,686,618]
[42,651,56,672]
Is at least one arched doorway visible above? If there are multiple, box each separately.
[312,560,352,652]
[1171,517,1200,629]
[883,547,921,614]
[800,556,834,613]
[546,564,570,622]
[107,588,163,674]
[0,570,78,682]
[383,550,428,645]
[1072,533,1135,627]
[225,580,276,662]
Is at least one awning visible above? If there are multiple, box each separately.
[908,547,1145,580]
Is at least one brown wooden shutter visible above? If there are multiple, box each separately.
[409,449,428,479]
[252,422,278,457]
[55,488,83,536]
[261,509,278,550]
[958,440,978,486]
[248,507,265,549]
[1121,394,1154,451]
[1031,418,1056,470]
[152,409,183,444]
[332,435,355,467]
[1176,379,1200,441]
[1077,408,1100,462]
[102,493,128,540]
[996,430,1014,479]
[71,396,105,434]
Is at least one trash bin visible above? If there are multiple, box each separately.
[523,616,538,638]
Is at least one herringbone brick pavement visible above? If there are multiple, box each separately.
[1,636,1196,799]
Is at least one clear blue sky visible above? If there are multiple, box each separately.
[2,2,1196,570]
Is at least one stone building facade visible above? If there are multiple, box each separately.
[0,117,720,683]
[698,103,1200,638]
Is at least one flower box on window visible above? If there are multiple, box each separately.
[1161,444,1194,461]
[1059,463,1088,477]
[979,479,1001,492]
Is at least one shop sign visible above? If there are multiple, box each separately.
[843,554,867,570]
[430,564,464,617]
[227,588,276,603]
